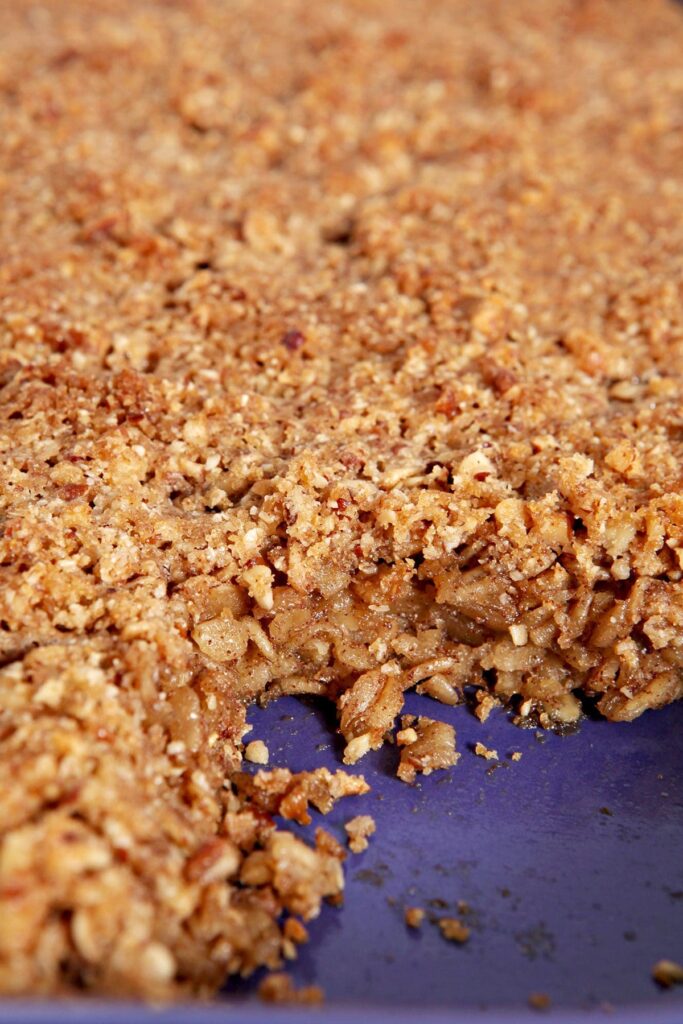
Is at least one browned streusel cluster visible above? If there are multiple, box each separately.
[1,0,683,1001]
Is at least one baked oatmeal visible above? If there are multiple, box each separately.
[1,0,683,1001]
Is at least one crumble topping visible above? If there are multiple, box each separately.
[0,0,682,1001]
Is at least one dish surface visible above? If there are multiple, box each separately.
[5,695,681,1022]
[2,0,683,1009]
[241,696,683,1015]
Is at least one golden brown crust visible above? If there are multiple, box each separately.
[1,0,683,1000]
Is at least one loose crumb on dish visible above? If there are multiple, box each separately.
[474,742,499,761]
[259,972,324,1005]
[397,716,460,784]
[652,960,683,988]
[474,693,502,724]
[345,815,376,853]
[245,740,270,765]
[404,907,425,929]
[528,992,552,1011]
[438,918,471,944]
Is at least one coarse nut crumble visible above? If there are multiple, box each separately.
[1,0,683,1002]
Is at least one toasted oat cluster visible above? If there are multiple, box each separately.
[1,0,683,1001]
[396,715,459,784]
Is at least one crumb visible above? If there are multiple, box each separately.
[315,826,347,861]
[345,815,376,853]
[396,727,419,746]
[283,918,309,945]
[474,692,501,723]
[509,624,529,647]
[510,751,523,762]
[474,742,499,761]
[528,992,552,1011]
[438,918,471,944]
[234,767,369,826]
[652,960,683,988]
[245,740,270,765]
[397,717,459,784]
[404,907,425,928]
[259,972,324,1005]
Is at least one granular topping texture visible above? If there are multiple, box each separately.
[1,0,683,1001]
